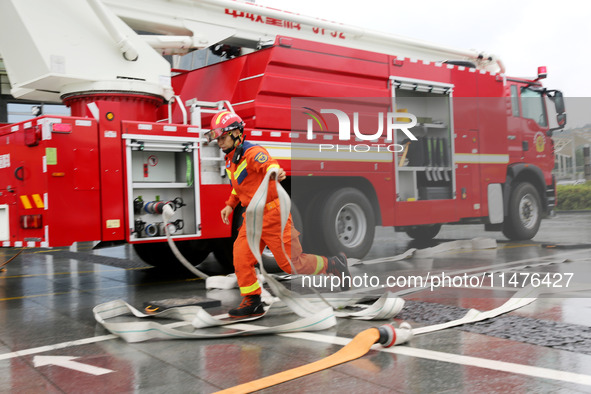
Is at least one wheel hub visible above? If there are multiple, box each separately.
[335,203,367,248]
[519,193,539,229]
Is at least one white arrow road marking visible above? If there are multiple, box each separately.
[33,356,114,376]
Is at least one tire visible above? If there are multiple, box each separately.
[211,203,245,272]
[502,182,542,240]
[318,187,376,258]
[132,239,211,270]
[405,224,442,241]
[291,202,304,237]
[300,190,330,254]
[212,238,235,272]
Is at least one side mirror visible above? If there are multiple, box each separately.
[556,113,567,127]
[546,90,567,135]
[553,91,566,128]
[550,90,566,114]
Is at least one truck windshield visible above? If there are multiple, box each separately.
[520,87,548,127]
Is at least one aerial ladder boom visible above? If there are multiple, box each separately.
[0,0,173,103]
[0,0,503,105]
[106,0,504,72]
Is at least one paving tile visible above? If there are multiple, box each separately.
[2,217,591,393]
[0,356,61,393]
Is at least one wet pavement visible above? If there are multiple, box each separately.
[1,212,591,393]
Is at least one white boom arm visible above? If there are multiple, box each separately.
[0,0,503,103]
[105,0,503,72]
[0,0,173,102]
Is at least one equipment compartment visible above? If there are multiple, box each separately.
[124,135,202,241]
[391,77,455,201]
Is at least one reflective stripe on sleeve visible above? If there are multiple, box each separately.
[266,164,280,172]
[234,160,248,185]
[235,160,247,178]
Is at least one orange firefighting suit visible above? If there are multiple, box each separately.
[224,141,328,296]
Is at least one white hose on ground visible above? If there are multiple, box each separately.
[162,204,209,279]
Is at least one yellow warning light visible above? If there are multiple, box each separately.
[106,112,115,121]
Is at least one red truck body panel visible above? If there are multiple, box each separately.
[0,36,556,252]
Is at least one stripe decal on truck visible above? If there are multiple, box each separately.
[19,194,45,209]
[32,194,45,208]
[454,153,509,164]
[20,196,32,209]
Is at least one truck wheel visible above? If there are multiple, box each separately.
[319,188,375,258]
[261,203,303,273]
[132,240,211,270]
[300,190,330,254]
[405,224,441,241]
[502,182,542,240]
[212,238,235,272]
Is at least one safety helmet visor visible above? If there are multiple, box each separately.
[205,128,227,143]
[205,121,244,143]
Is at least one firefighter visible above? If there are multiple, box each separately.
[206,110,350,318]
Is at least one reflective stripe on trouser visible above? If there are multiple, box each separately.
[233,207,328,296]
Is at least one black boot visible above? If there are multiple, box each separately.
[229,294,265,318]
[327,253,351,290]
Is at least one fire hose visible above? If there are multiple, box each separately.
[0,249,23,272]
[92,168,552,392]
[93,168,406,341]
[216,323,412,394]
[161,203,209,279]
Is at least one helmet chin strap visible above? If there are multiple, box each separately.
[231,132,242,145]
[222,146,235,154]
[222,131,244,163]
[231,132,244,164]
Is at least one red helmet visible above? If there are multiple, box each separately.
[206,111,245,142]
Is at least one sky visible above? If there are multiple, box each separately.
[256,0,590,127]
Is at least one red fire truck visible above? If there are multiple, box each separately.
[0,0,566,269]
